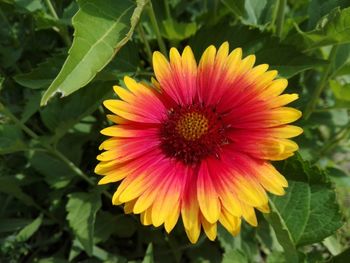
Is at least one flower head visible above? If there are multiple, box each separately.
[96,42,302,243]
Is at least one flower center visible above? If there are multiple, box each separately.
[176,112,209,141]
[160,104,229,165]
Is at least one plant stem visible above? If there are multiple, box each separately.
[276,0,286,38]
[44,0,59,19]
[0,103,112,199]
[304,45,338,120]
[147,1,167,55]
[137,24,153,65]
[164,0,172,21]
[43,0,72,46]
[317,123,350,160]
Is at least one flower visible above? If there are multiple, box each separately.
[95,42,302,243]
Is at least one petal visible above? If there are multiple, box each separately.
[201,215,217,241]
[197,160,221,223]
[219,207,241,236]
[240,202,257,226]
[270,125,303,138]
[164,201,181,233]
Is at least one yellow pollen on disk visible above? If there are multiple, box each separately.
[176,112,209,141]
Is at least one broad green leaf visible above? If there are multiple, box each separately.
[94,212,137,244]
[266,156,343,262]
[95,42,140,81]
[222,249,248,263]
[307,0,350,29]
[142,243,154,263]
[222,0,277,28]
[40,0,148,105]
[20,91,41,122]
[16,214,43,242]
[190,23,326,78]
[0,176,36,206]
[40,81,111,141]
[30,152,74,189]
[323,235,344,256]
[0,218,33,233]
[14,52,66,89]
[266,251,286,263]
[161,19,197,41]
[265,200,300,263]
[288,7,350,50]
[66,192,101,256]
[330,80,350,101]
[331,44,350,77]
[0,124,27,154]
[12,0,43,12]
[217,225,242,252]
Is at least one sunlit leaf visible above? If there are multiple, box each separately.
[142,243,154,263]
[16,214,43,242]
[266,156,343,262]
[41,0,148,105]
[288,7,350,50]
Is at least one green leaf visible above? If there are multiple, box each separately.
[0,218,33,233]
[142,243,154,263]
[37,258,68,263]
[0,176,36,206]
[307,0,350,30]
[288,7,350,50]
[217,225,242,252]
[161,19,197,41]
[16,214,43,242]
[330,80,350,101]
[222,249,248,263]
[190,23,326,78]
[66,192,101,256]
[30,152,74,189]
[72,239,127,262]
[266,251,286,263]
[94,212,137,244]
[0,124,27,154]
[266,156,343,262]
[14,52,66,89]
[40,81,111,141]
[40,0,148,105]
[222,0,277,28]
[20,91,41,122]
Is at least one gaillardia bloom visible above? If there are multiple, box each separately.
[95,42,302,243]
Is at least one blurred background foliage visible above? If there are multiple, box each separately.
[0,0,350,262]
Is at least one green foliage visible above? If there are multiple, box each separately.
[66,192,101,256]
[1,0,350,262]
[190,23,326,78]
[16,214,43,242]
[288,7,350,50]
[266,156,343,262]
[40,0,147,105]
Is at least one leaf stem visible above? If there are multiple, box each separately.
[43,0,72,46]
[304,45,339,120]
[137,24,153,65]
[276,0,286,38]
[0,103,112,199]
[44,0,59,19]
[164,0,172,21]
[147,1,167,55]
[317,123,350,160]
